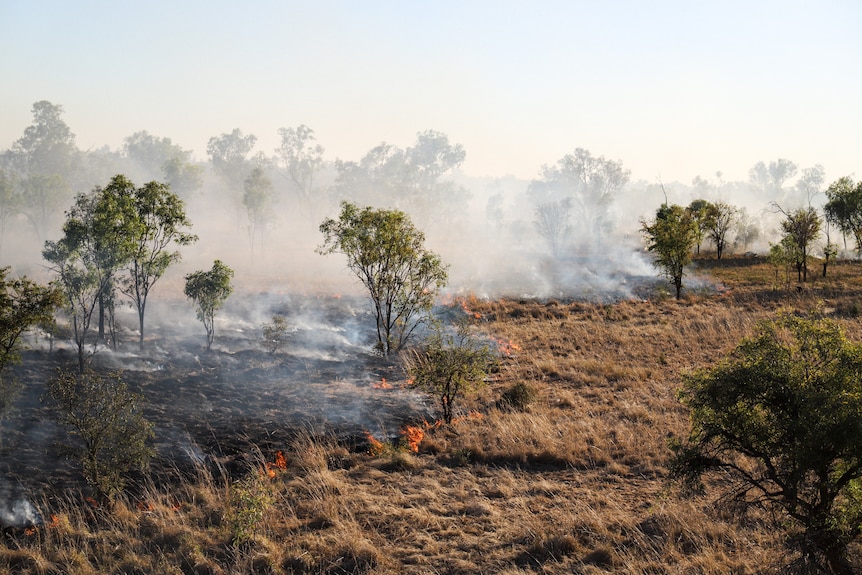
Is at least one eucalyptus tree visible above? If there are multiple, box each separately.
[43,175,139,371]
[528,148,630,241]
[640,203,698,299]
[704,201,738,260]
[824,176,862,256]
[242,166,275,260]
[118,180,197,349]
[184,260,234,351]
[534,198,572,258]
[2,101,80,240]
[774,204,822,282]
[276,125,325,222]
[318,202,448,356]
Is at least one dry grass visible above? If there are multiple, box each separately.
[4,255,862,573]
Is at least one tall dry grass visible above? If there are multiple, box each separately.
[3,255,862,574]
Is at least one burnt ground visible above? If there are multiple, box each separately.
[0,293,434,524]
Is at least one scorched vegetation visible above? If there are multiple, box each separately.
[2,256,862,574]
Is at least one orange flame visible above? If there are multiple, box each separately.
[372,377,391,389]
[491,335,521,356]
[136,501,154,512]
[365,432,386,456]
[49,515,59,528]
[24,527,36,536]
[265,450,288,478]
[84,496,99,508]
[400,425,424,453]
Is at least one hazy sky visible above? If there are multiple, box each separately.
[2,1,860,184]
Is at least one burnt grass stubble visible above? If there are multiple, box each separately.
[0,292,434,517]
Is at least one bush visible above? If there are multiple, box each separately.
[497,382,537,412]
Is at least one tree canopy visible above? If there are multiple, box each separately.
[318,201,448,355]
[672,311,862,573]
[184,260,234,350]
[640,203,698,299]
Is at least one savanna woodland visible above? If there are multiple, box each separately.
[1,101,862,573]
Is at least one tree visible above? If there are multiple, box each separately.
[46,369,154,500]
[184,260,234,350]
[671,312,862,574]
[528,148,630,241]
[404,321,495,424]
[704,200,737,260]
[318,202,449,356]
[733,207,761,253]
[749,158,798,202]
[261,314,289,354]
[0,170,22,256]
[687,199,711,255]
[775,205,822,282]
[0,268,62,416]
[533,198,572,258]
[640,203,698,299]
[824,177,862,257]
[242,166,275,259]
[331,131,467,228]
[118,180,197,349]
[2,101,80,240]
[275,124,325,222]
[207,128,258,198]
[43,176,140,371]
[123,131,203,198]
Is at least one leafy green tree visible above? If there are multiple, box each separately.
[671,312,862,574]
[767,236,799,291]
[824,176,862,256]
[405,321,495,424]
[242,166,275,259]
[261,314,289,354]
[119,180,197,349]
[276,124,325,222]
[776,205,822,282]
[687,199,711,255]
[640,203,698,299]
[184,260,234,350]
[318,202,448,356]
[704,200,737,260]
[46,369,154,501]
[43,176,140,370]
[0,268,62,417]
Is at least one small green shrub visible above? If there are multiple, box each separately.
[497,381,537,412]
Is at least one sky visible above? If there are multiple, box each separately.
[1,0,860,185]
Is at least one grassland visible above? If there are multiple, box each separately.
[2,254,862,574]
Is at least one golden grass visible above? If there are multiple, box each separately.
[4,255,862,573]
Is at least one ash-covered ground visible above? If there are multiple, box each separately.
[0,292,434,526]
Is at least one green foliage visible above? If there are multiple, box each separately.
[671,311,862,572]
[767,236,800,291]
[43,175,141,370]
[318,202,448,355]
[405,321,495,424]
[497,381,537,412]
[184,260,234,350]
[260,314,289,354]
[778,206,822,282]
[0,267,62,375]
[119,179,197,349]
[225,474,273,546]
[824,176,862,257]
[640,203,698,299]
[45,369,155,500]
